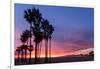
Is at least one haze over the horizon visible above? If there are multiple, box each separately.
[15,4,94,57]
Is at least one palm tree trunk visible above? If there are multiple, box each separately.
[45,39,48,63]
[37,43,39,63]
[38,41,42,62]
[47,39,48,62]
[18,52,20,62]
[49,38,51,62]
[25,49,27,63]
[26,40,28,63]
[34,42,38,64]
[21,50,24,62]
[29,25,32,64]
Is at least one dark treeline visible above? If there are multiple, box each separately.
[15,7,54,64]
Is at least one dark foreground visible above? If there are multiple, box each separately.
[15,55,94,65]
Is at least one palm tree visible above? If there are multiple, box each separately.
[20,45,25,62]
[24,9,34,63]
[23,45,28,62]
[22,30,31,63]
[38,41,42,62]
[28,45,34,58]
[41,19,50,63]
[20,31,28,62]
[37,31,43,61]
[16,47,21,62]
[30,8,43,63]
[31,27,43,63]
[47,25,54,62]
[41,19,54,63]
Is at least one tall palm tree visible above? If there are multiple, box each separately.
[47,25,54,62]
[41,19,50,63]
[16,47,21,62]
[20,31,28,62]
[23,45,28,63]
[41,19,54,63]
[24,9,34,63]
[30,8,43,63]
[31,27,43,63]
[38,41,42,62]
[22,30,31,63]
[28,45,33,59]
[37,31,43,61]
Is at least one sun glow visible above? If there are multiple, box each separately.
[15,47,94,59]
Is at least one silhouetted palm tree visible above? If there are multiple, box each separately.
[16,47,21,62]
[20,45,24,62]
[22,30,32,63]
[24,9,34,63]
[38,41,42,62]
[23,45,28,63]
[30,8,43,63]
[48,24,54,62]
[41,19,50,63]
[41,19,54,63]
[32,27,43,63]
[37,31,43,61]
[20,31,28,62]
[27,44,33,63]
[22,44,29,63]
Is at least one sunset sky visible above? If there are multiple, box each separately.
[15,4,94,58]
